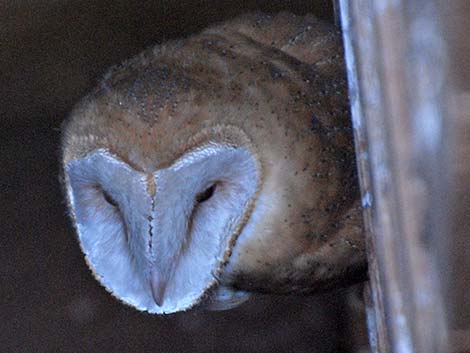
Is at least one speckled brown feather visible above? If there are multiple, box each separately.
[62,12,366,299]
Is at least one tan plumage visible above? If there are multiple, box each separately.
[62,12,366,314]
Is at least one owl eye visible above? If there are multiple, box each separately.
[196,183,217,203]
[101,188,119,208]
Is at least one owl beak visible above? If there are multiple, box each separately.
[150,268,168,307]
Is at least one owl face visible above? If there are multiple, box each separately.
[62,12,366,315]
[64,128,261,313]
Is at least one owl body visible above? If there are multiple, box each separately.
[62,12,365,314]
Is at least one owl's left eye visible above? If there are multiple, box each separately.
[196,183,217,203]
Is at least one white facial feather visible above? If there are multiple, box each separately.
[65,144,260,314]
[66,150,156,310]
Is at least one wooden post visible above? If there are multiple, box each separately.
[339,1,452,351]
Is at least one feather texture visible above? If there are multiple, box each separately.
[62,12,366,314]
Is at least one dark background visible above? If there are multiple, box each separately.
[0,1,368,352]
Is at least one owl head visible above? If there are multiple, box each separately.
[61,13,366,314]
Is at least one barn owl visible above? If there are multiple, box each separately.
[61,12,366,314]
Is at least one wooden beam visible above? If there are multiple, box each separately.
[339,1,451,351]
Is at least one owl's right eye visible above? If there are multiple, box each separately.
[196,183,217,204]
[101,188,119,208]
[96,185,128,242]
